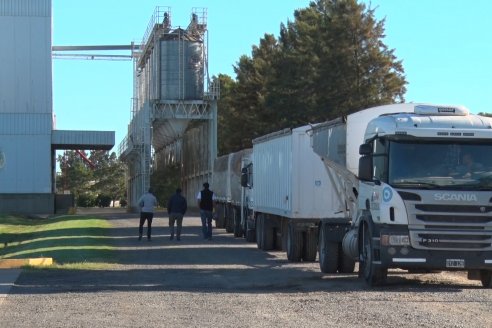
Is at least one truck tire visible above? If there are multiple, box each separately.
[246,228,256,242]
[259,215,275,250]
[337,243,355,273]
[256,215,264,249]
[225,206,234,233]
[233,208,243,237]
[480,270,492,288]
[302,229,317,262]
[215,204,225,228]
[318,223,339,273]
[287,223,303,262]
[360,222,387,286]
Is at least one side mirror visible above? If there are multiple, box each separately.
[241,167,248,187]
[358,155,373,181]
[359,143,372,155]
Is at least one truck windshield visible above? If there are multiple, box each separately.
[388,141,492,190]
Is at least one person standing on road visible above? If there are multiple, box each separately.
[167,188,187,241]
[197,182,216,240]
[137,188,158,241]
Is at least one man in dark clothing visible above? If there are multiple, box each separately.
[197,182,216,240]
[167,188,187,241]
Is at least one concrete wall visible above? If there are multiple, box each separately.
[0,193,54,215]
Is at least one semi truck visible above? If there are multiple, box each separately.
[212,148,252,237]
[309,103,492,287]
[240,125,353,266]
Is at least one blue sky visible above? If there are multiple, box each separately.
[52,0,492,153]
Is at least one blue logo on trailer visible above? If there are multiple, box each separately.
[383,187,393,202]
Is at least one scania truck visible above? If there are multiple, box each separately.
[310,103,492,287]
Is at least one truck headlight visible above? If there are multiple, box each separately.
[381,234,410,246]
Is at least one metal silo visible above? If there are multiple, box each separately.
[120,7,218,210]
[159,29,204,100]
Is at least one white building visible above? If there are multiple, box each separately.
[0,0,114,214]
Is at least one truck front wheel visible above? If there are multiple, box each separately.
[480,270,492,288]
[337,243,355,273]
[318,223,339,273]
[360,223,387,286]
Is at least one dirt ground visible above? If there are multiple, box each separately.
[0,209,490,328]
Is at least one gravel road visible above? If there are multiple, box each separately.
[0,210,490,328]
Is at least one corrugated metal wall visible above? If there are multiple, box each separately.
[0,135,52,192]
[0,0,53,195]
[0,0,51,17]
[0,113,52,134]
[253,131,293,216]
[253,126,345,219]
[0,0,52,114]
[52,130,115,149]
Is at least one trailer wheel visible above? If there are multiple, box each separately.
[480,270,492,288]
[246,228,256,242]
[215,204,225,228]
[233,208,243,237]
[318,223,339,273]
[287,223,303,262]
[256,215,264,249]
[337,243,355,273]
[302,229,317,262]
[360,223,387,286]
[225,206,234,233]
[259,215,275,250]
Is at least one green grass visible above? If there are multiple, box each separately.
[0,215,116,269]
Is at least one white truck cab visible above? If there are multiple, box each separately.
[358,104,492,286]
[312,103,492,287]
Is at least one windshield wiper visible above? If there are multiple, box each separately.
[391,181,442,189]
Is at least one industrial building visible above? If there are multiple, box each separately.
[0,0,114,214]
[119,7,219,208]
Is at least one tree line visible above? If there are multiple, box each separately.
[216,0,407,155]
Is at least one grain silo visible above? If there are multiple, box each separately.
[119,7,218,208]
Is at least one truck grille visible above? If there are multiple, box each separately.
[406,202,492,251]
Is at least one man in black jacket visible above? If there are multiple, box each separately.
[197,182,216,240]
[167,188,187,241]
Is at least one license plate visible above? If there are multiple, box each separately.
[446,259,465,268]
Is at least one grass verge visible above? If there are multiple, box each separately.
[0,215,116,269]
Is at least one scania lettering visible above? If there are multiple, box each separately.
[434,193,478,201]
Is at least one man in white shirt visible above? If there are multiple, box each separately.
[137,188,158,241]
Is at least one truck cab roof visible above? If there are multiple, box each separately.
[363,104,492,141]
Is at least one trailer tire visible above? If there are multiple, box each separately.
[318,223,339,273]
[302,230,317,262]
[480,270,492,288]
[233,208,243,237]
[215,204,225,228]
[360,222,387,286]
[256,215,264,249]
[287,223,303,262]
[246,228,256,242]
[259,215,275,250]
[337,243,355,273]
[225,206,234,233]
